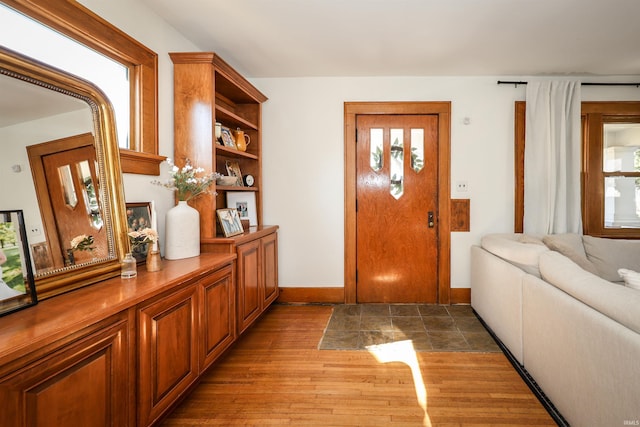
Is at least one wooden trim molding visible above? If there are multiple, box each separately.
[2,0,161,175]
[451,287,471,305]
[343,101,452,304]
[277,287,345,304]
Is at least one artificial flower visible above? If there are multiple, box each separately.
[152,158,219,202]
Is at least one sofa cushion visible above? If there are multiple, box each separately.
[539,251,640,335]
[618,268,640,290]
[542,233,599,276]
[582,235,640,282]
[480,233,548,277]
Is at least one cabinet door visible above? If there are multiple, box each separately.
[261,231,279,308]
[0,313,131,427]
[138,285,198,426]
[236,238,261,334]
[199,264,235,371]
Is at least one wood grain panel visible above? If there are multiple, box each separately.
[138,285,199,426]
[261,231,279,307]
[236,239,261,333]
[0,314,130,427]
[450,199,470,232]
[356,114,439,303]
[199,264,235,371]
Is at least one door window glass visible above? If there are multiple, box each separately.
[410,128,424,173]
[77,160,103,229]
[390,129,404,199]
[57,164,78,208]
[370,128,383,172]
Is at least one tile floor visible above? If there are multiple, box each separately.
[318,304,501,352]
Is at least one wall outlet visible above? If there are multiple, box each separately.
[456,181,469,192]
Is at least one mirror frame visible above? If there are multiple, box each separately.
[0,46,128,299]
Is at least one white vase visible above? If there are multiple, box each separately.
[164,201,200,260]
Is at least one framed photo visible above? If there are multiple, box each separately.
[0,210,38,316]
[31,242,53,272]
[126,202,153,263]
[225,160,244,187]
[226,191,257,226]
[220,126,236,149]
[216,208,245,237]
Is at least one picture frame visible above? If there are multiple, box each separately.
[220,126,236,149]
[0,210,38,316]
[216,208,245,237]
[226,191,258,226]
[126,202,153,263]
[31,242,53,272]
[225,160,244,187]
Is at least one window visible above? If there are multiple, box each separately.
[515,101,640,238]
[1,5,130,149]
[2,0,162,175]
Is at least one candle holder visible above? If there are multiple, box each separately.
[146,249,162,272]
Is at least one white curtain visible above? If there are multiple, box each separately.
[524,80,582,235]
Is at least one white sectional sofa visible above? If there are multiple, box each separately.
[471,233,640,426]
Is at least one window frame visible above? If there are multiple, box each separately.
[515,101,640,238]
[3,0,163,175]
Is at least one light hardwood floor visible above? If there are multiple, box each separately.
[161,305,556,426]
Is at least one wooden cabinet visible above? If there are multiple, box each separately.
[237,237,261,332]
[0,312,132,427]
[169,52,268,236]
[137,262,236,426]
[0,254,236,427]
[261,230,279,308]
[138,285,199,426]
[198,263,235,370]
[170,52,279,336]
[204,227,279,335]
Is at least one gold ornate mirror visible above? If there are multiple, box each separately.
[0,46,128,299]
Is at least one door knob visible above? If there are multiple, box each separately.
[428,211,435,228]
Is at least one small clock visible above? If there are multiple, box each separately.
[243,174,255,187]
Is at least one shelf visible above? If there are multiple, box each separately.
[216,185,257,192]
[216,105,258,131]
[215,145,258,160]
[171,51,267,240]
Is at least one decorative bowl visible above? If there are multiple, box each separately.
[216,175,238,186]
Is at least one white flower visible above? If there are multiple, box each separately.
[152,158,220,202]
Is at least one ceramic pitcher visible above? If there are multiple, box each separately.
[233,128,251,152]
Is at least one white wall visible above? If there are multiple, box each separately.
[76,0,640,290]
[79,0,200,254]
[253,77,640,289]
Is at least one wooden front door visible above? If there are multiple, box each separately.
[356,114,439,303]
[28,133,105,267]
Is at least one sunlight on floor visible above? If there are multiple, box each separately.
[366,339,432,427]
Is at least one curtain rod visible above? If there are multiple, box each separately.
[497,80,640,88]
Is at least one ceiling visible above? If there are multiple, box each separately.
[0,73,87,128]
[140,0,640,78]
